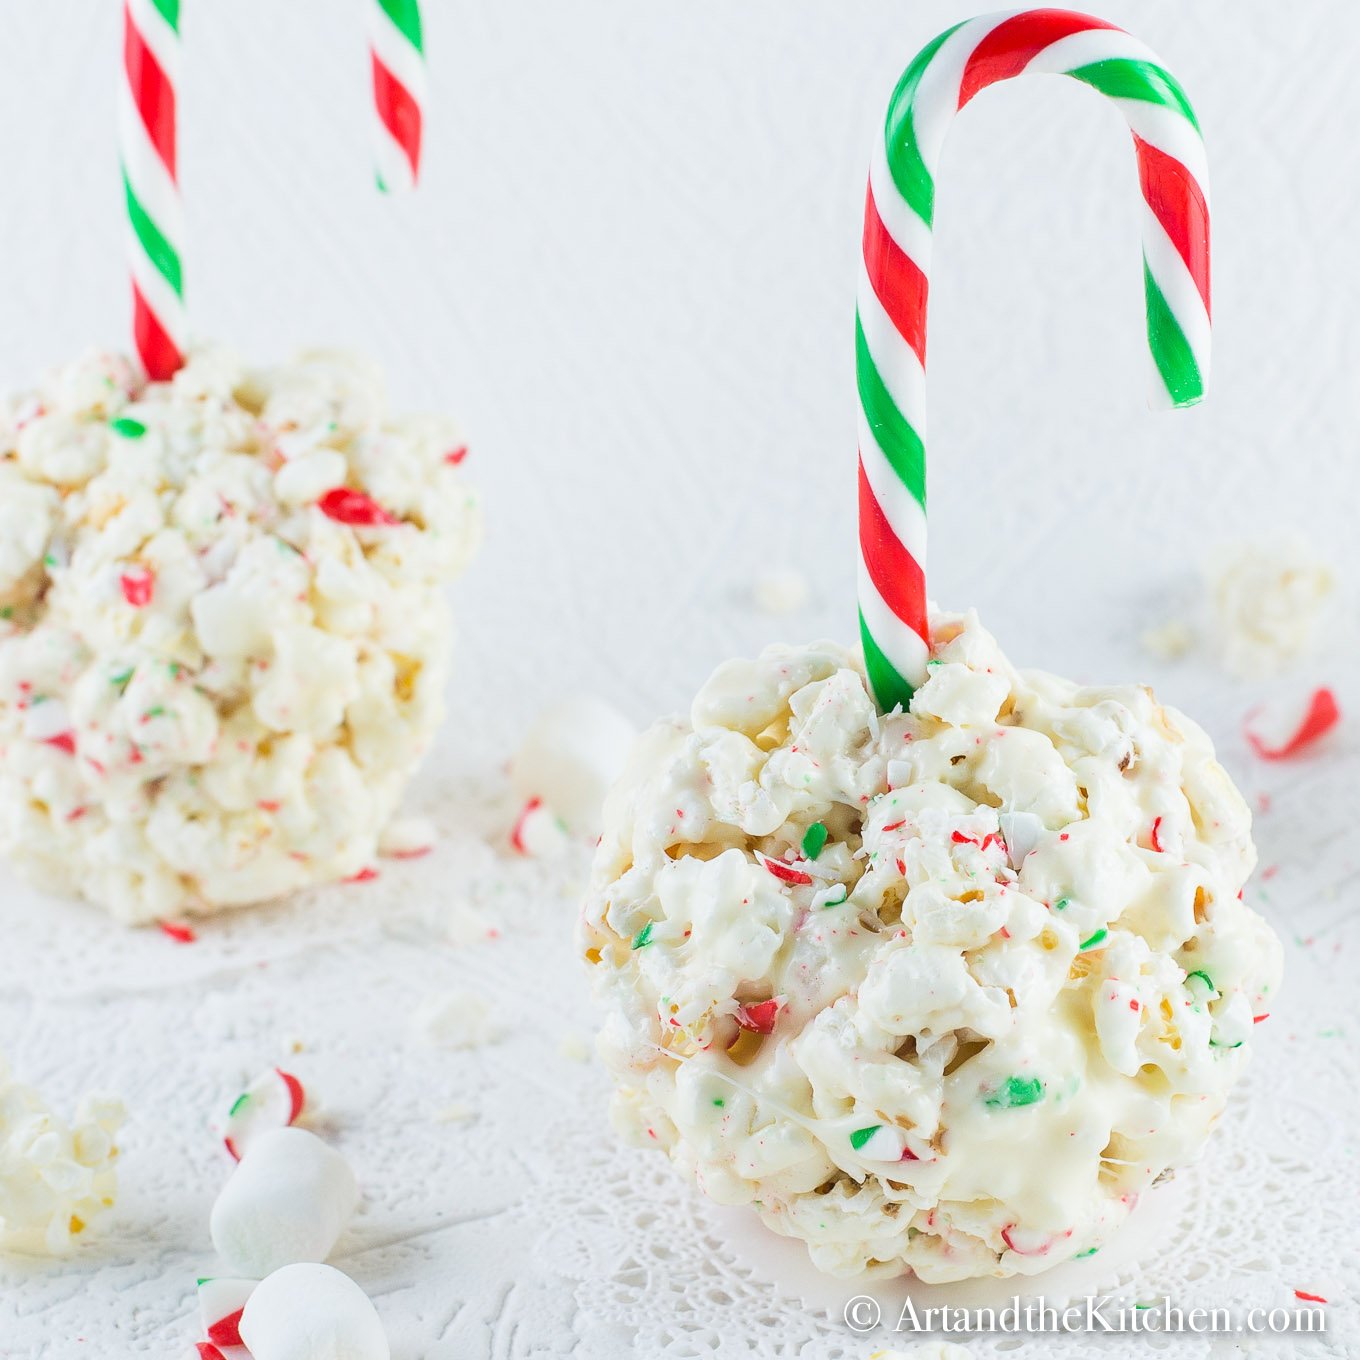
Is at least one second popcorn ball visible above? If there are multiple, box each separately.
[0,349,479,922]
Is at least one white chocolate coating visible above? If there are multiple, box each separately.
[0,349,479,922]
[0,1053,124,1254]
[581,610,1282,1282]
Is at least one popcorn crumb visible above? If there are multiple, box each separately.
[432,1103,475,1124]
[413,991,502,1050]
[752,567,810,616]
[1140,619,1194,661]
[558,1034,592,1063]
[1208,539,1333,678]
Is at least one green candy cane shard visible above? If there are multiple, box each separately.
[1079,928,1108,951]
[227,1093,250,1118]
[1185,969,1216,996]
[802,822,829,861]
[631,922,653,950]
[849,1124,882,1151]
[1073,1246,1100,1259]
[985,1076,1045,1110]
[109,415,147,439]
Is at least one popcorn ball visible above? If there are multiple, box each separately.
[581,610,1283,1282]
[0,348,478,923]
[0,1052,124,1254]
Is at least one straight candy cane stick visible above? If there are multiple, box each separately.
[120,0,186,381]
[857,8,1211,712]
[369,0,427,192]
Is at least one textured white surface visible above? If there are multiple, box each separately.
[0,1,1357,1356]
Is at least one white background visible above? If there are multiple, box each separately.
[0,3,1356,1357]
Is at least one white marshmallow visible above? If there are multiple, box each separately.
[239,1263,388,1360]
[509,696,638,835]
[210,1127,357,1277]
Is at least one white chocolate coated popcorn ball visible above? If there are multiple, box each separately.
[0,1052,124,1255]
[0,348,479,922]
[581,609,1282,1282]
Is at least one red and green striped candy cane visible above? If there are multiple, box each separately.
[120,0,185,381]
[118,0,427,382]
[857,9,1210,712]
[369,0,427,192]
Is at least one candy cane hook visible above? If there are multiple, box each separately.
[119,0,428,380]
[856,9,1211,712]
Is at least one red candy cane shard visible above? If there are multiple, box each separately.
[121,0,186,379]
[369,0,426,192]
[1244,688,1340,761]
[857,10,1211,711]
[198,1277,256,1351]
[223,1069,308,1161]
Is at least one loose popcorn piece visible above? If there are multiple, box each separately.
[581,609,1283,1282]
[0,1053,124,1254]
[412,990,502,1050]
[210,1127,357,1277]
[0,348,479,923]
[239,1262,389,1360]
[222,1068,307,1162]
[753,567,810,616]
[509,696,639,837]
[1208,540,1332,678]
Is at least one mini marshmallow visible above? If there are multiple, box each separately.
[210,1128,357,1277]
[239,1263,388,1360]
[509,696,638,835]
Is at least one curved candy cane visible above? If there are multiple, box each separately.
[119,0,427,380]
[857,9,1211,712]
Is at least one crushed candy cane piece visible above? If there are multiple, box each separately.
[198,1276,257,1348]
[377,815,436,860]
[757,853,814,886]
[159,919,197,944]
[509,797,571,857]
[223,1068,308,1161]
[315,487,399,527]
[1244,687,1340,761]
[735,999,781,1034]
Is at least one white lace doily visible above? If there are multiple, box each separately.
[0,731,1355,1359]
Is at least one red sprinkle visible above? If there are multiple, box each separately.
[119,569,155,608]
[257,799,281,813]
[1254,1013,1270,1024]
[316,487,400,527]
[950,831,976,845]
[759,855,814,886]
[881,819,906,832]
[388,845,433,860]
[1293,1289,1327,1304]
[1150,816,1164,853]
[158,919,196,944]
[735,999,781,1034]
[345,867,380,884]
[43,732,77,756]
[207,1308,245,1346]
[510,797,542,854]
[444,445,469,465]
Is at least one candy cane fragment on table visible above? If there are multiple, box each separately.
[856,8,1211,712]
[119,0,186,380]
[368,0,427,192]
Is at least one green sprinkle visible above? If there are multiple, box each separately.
[1209,1038,1244,1049]
[109,416,146,438]
[631,922,653,950]
[111,667,135,690]
[1185,969,1215,997]
[195,1276,212,1287]
[985,1076,1045,1109]
[227,1093,250,1118]
[145,705,165,720]
[819,884,848,909]
[849,1124,881,1151]
[1079,928,1108,951]
[802,822,829,861]
[712,1098,725,1108]
[926,658,942,668]
[1073,1246,1099,1258]
[43,553,56,568]
[1054,897,1070,912]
